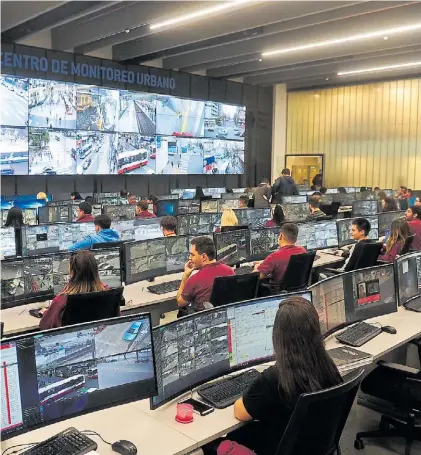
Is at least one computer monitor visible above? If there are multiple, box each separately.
[344,187,357,193]
[296,184,310,191]
[178,213,221,235]
[356,191,377,201]
[232,188,246,193]
[280,203,308,222]
[178,199,200,214]
[320,194,334,204]
[134,218,163,241]
[309,264,397,335]
[296,220,339,250]
[234,208,271,229]
[332,193,356,205]
[57,223,96,251]
[22,225,60,256]
[181,189,196,200]
[249,228,282,261]
[156,200,178,217]
[97,196,126,205]
[103,205,136,221]
[203,188,225,198]
[383,189,394,198]
[157,194,179,200]
[150,291,312,409]
[201,199,219,213]
[218,199,241,210]
[395,251,421,306]
[1,227,17,258]
[111,220,134,241]
[0,208,38,227]
[1,313,156,440]
[336,216,379,248]
[281,196,307,204]
[325,188,338,194]
[352,200,379,217]
[220,193,242,200]
[92,248,123,289]
[378,211,405,236]
[170,189,184,196]
[214,229,250,265]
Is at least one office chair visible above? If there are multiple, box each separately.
[92,241,124,249]
[325,242,383,274]
[400,235,415,255]
[61,287,123,326]
[274,369,364,455]
[209,273,259,307]
[355,361,421,454]
[220,225,249,232]
[259,252,316,296]
[320,202,341,217]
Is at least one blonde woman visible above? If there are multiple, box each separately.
[221,208,239,227]
[378,219,411,263]
[39,250,107,329]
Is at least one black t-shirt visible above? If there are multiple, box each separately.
[242,366,294,455]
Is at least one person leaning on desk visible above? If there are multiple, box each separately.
[68,214,120,252]
[204,297,342,455]
[39,250,108,329]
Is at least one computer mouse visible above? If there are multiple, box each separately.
[382,325,397,335]
[111,440,138,455]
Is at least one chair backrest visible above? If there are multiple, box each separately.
[220,225,249,232]
[277,252,316,293]
[275,369,364,455]
[209,273,259,307]
[400,235,415,255]
[61,287,123,326]
[354,242,383,270]
[92,241,123,250]
[320,202,341,217]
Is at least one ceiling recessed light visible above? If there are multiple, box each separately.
[337,60,421,76]
[258,58,263,62]
[262,22,421,57]
[383,36,388,40]
[325,77,329,81]
[150,0,253,31]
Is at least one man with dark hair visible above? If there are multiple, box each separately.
[85,196,95,205]
[239,194,249,209]
[128,194,137,205]
[320,187,327,195]
[136,200,156,219]
[76,201,94,223]
[120,189,128,198]
[339,217,372,272]
[69,214,120,252]
[176,236,234,313]
[406,205,421,250]
[305,197,326,222]
[395,185,409,200]
[255,223,306,285]
[160,216,177,237]
[312,170,323,187]
[252,178,272,208]
[271,168,299,203]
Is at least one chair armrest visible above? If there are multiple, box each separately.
[377,360,420,377]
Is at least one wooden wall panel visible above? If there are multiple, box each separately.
[286,78,421,189]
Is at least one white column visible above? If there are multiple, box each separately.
[271,84,287,183]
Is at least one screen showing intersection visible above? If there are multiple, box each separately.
[0,75,245,175]
[1,314,156,439]
[151,291,312,408]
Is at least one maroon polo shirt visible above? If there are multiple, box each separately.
[258,244,307,283]
[77,214,95,223]
[136,211,157,219]
[408,219,421,250]
[181,262,235,311]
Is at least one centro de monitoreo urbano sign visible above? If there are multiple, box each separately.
[0,52,176,89]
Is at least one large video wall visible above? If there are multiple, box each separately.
[0,75,245,176]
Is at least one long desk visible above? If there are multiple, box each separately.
[2,307,420,455]
[1,252,343,338]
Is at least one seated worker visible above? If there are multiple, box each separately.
[406,205,421,250]
[311,191,322,202]
[378,219,411,262]
[338,187,347,194]
[76,201,94,223]
[176,236,235,314]
[264,205,285,228]
[381,196,398,212]
[39,250,108,329]
[305,197,326,222]
[394,185,409,199]
[85,195,95,206]
[70,191,83,201]
[319,187,327,195]
[136,200,156,219]
[4,207,24,227]
[408,189,417,206]
[128,194,137,205]
[211,296,342,455]
[160,216,177,237]
[69,214,120,252]
[252,178,272,208]
[255,223,306,286]
[239,195,249,208]
[220,208,239,228]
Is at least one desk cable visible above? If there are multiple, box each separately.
[81,429,112,446]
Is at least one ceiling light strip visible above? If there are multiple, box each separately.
[262,22,421,57]
[337,61,421,76]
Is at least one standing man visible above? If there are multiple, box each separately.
[271,168,299,203]
[252,178,272,208]
[312,170,323,187]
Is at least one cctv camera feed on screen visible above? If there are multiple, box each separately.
[297,221,339,250]
[215,230,250,266]
[0,74,245,175]
[0,315,156,439]
[337,216,379,248]
[204,102,245,140]
[396,252,421,305]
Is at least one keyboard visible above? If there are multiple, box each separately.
[404,295,421,312]
[234,266,255,275]
[21,427,97,455]
[147,279,182,295]
[336,322,382,347]
[198,369,261,409]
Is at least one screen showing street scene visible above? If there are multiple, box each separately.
[119,91,156,135]
[29,79,76,129]
[76,132,118,174]
[204,139,244,174]
[116,133,155,175]
[159,137,207,174]
[33,317,154,421]
[156,96,204,137]
[28,128,77,175]
[204,102,245,140]
[76,85,119,132]
[0,127,29,175]
[0,76,28,127]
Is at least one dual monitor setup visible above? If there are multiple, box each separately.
[0,75,245,176]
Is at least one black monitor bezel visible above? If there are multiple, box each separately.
[377,210,406,236]
[214,228,251,266]
[394,251,421,306]
[149,290,313,410]
[1,312,157,440]
[156,199,179,217]
[351,200,379,217]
